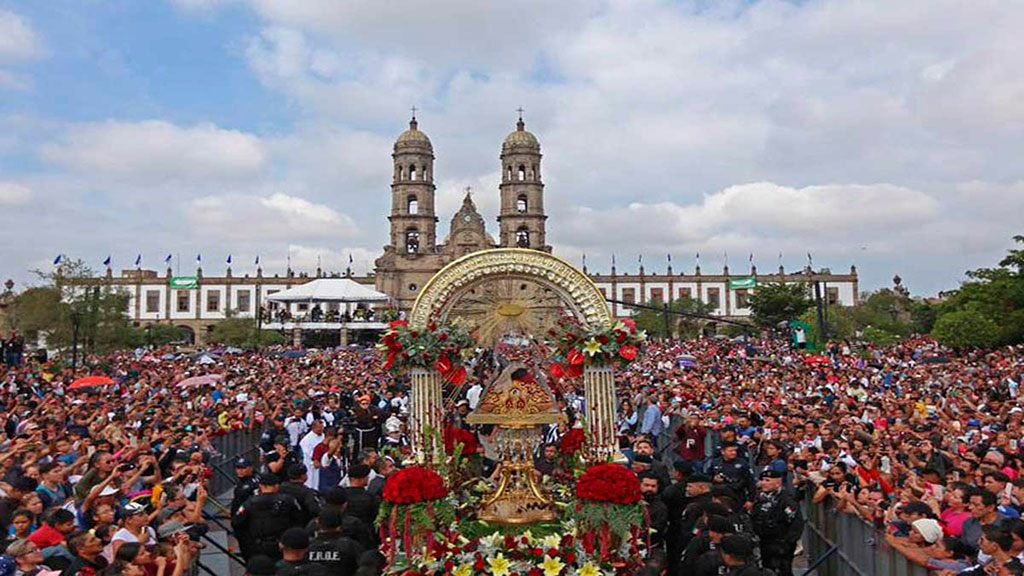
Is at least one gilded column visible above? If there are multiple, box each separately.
[584,364,619,463]
[410,367,444,464]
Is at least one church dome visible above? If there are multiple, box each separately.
[502,117,539,151]
[395,117,432,151]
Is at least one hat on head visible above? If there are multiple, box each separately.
[286,463,307,480]
[720,534,755,559]
[317,507,344,530]
[279,527,309,551]
[123,502,147,517]
[688,473,713,484]
[258,472,281,486]
[234,457,252,468]
[272,434,289,445]
[759,469,784,480]
[98,485,120,497]
[912,518,943,544]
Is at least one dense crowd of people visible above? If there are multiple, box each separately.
[0,326,1022,576]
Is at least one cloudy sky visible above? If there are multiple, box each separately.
[1,0,1023,295]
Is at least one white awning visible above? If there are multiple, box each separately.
[266,278,391,303]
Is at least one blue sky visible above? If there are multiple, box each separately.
[2,0,1023,295]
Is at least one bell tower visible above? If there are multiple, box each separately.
[498,112,549,252]
[389,112,437,254]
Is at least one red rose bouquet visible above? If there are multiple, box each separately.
[378,466,454,565]
[559,427,585,455]
[378,320,474,384]
[574,464,647,563]
[443,426,480,456]
[547,317,647,380]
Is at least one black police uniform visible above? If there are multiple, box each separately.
[693,546,724,576]
[307,531,364,575]
[230,473,260,516]
[281,480,322,525]
[232,492,305,560]
[751,488,803,576]
[705,456,755,502]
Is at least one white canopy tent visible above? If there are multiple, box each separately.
[266,278,391,304]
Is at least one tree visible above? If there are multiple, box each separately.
[937,236,1024,345]
[632,297,718,340]
[747,282,812,328]
[146,324,185,346]
[932,309,1000,350]
[209,316,286,348]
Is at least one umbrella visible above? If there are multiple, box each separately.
[69,376,115,390]
[224,347,244,354]
[197,355,217,365]
[176,374,224,388]
[678,359,697,368]
[283,350,306,358]
[803,355,832,365]
[160,354,177,360]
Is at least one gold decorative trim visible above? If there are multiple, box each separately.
[409,248,612,330]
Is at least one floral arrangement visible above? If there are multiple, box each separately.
[379,320,475,384]
[444,426,480,456]
[547,317,646,380]
[573,464,647,564]
[378,466,454,563]
[559,428,585,456]
[386,527,635,576]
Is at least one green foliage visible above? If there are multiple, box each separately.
[209,317,285,347]
[936,236,1024,346]
[632,297,717,340]
[747,282,813,328]
[146,324,185,346]
[860,325,901,346]
[932,309,1000,350]
[9,260,149,353]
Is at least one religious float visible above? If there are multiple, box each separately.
[377,249,649,575]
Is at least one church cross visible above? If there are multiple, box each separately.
[410,105,418,118]
[516,107,524,119]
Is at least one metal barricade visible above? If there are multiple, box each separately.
[207,429,262,504]
[802,494,930,576]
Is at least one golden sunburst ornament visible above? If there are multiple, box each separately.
[442,277,568,346]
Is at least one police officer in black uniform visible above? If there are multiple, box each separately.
[751,469,804,576]
[307,508,364,575]
[232,472,305,560]
[281,463,321,525]
[230,457,260,516]
[720,534,766,576]
[705,441,755,503]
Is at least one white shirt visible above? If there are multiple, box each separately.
[299,430,325,489]
[466,384,483,410]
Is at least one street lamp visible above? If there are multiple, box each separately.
[70,309,81,375]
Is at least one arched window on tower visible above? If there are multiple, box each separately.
[532,164,538,181]
[516,195,528,213]
[506,166,513,181]
[405,229,420,254]
[516,227,530,248]
[518,165,526,181]
[407,195,418,215]
[397,166,404,181]
[409,165,417,181]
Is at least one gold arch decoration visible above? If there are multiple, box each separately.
[408,248,613,343]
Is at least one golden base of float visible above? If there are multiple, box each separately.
[467,364,564,526]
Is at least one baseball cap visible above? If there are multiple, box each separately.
[279,527,309,551]
[720,534,755,559]
[123,502,147,517]
[258,472,281,486]
[234,457,252,468]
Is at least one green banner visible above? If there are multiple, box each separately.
[170,276,198,289]
[729,276,757,289]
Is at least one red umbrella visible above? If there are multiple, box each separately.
[69,376,115,389]
[802,355,831,365]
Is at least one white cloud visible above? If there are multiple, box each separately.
[39,120,268,184]
[0,182,32,205]
[0,69,30,91]
[0,9,45,62]
[187,192,358,241]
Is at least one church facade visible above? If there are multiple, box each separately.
[58,115,858,344]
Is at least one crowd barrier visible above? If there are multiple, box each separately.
[208,429,261,502]
[802,493,929,576]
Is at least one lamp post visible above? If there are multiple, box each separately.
[146,323,153,348]
[70,309,81,375]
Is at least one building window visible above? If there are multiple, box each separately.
[237,291,251,312]
[206,290,221,312]
[736,288,750,308]
[145,290,160,313]
[406,229,420,253]
[532,164,538,180]
[407,196,418,215]
[515,227,530,248]
[408,283,418,292]
[649,288,664,303]
[678,287,692,301]
[518,165,526,181]
[622,288,636,304]
[506,166,512,181]
[397,165,403,180]
[706,287,721,311]
[297,303,309,312]
[176,290,190,313]
[827,287,839,306]
[409,165,417,181]
[516,195,528,213]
